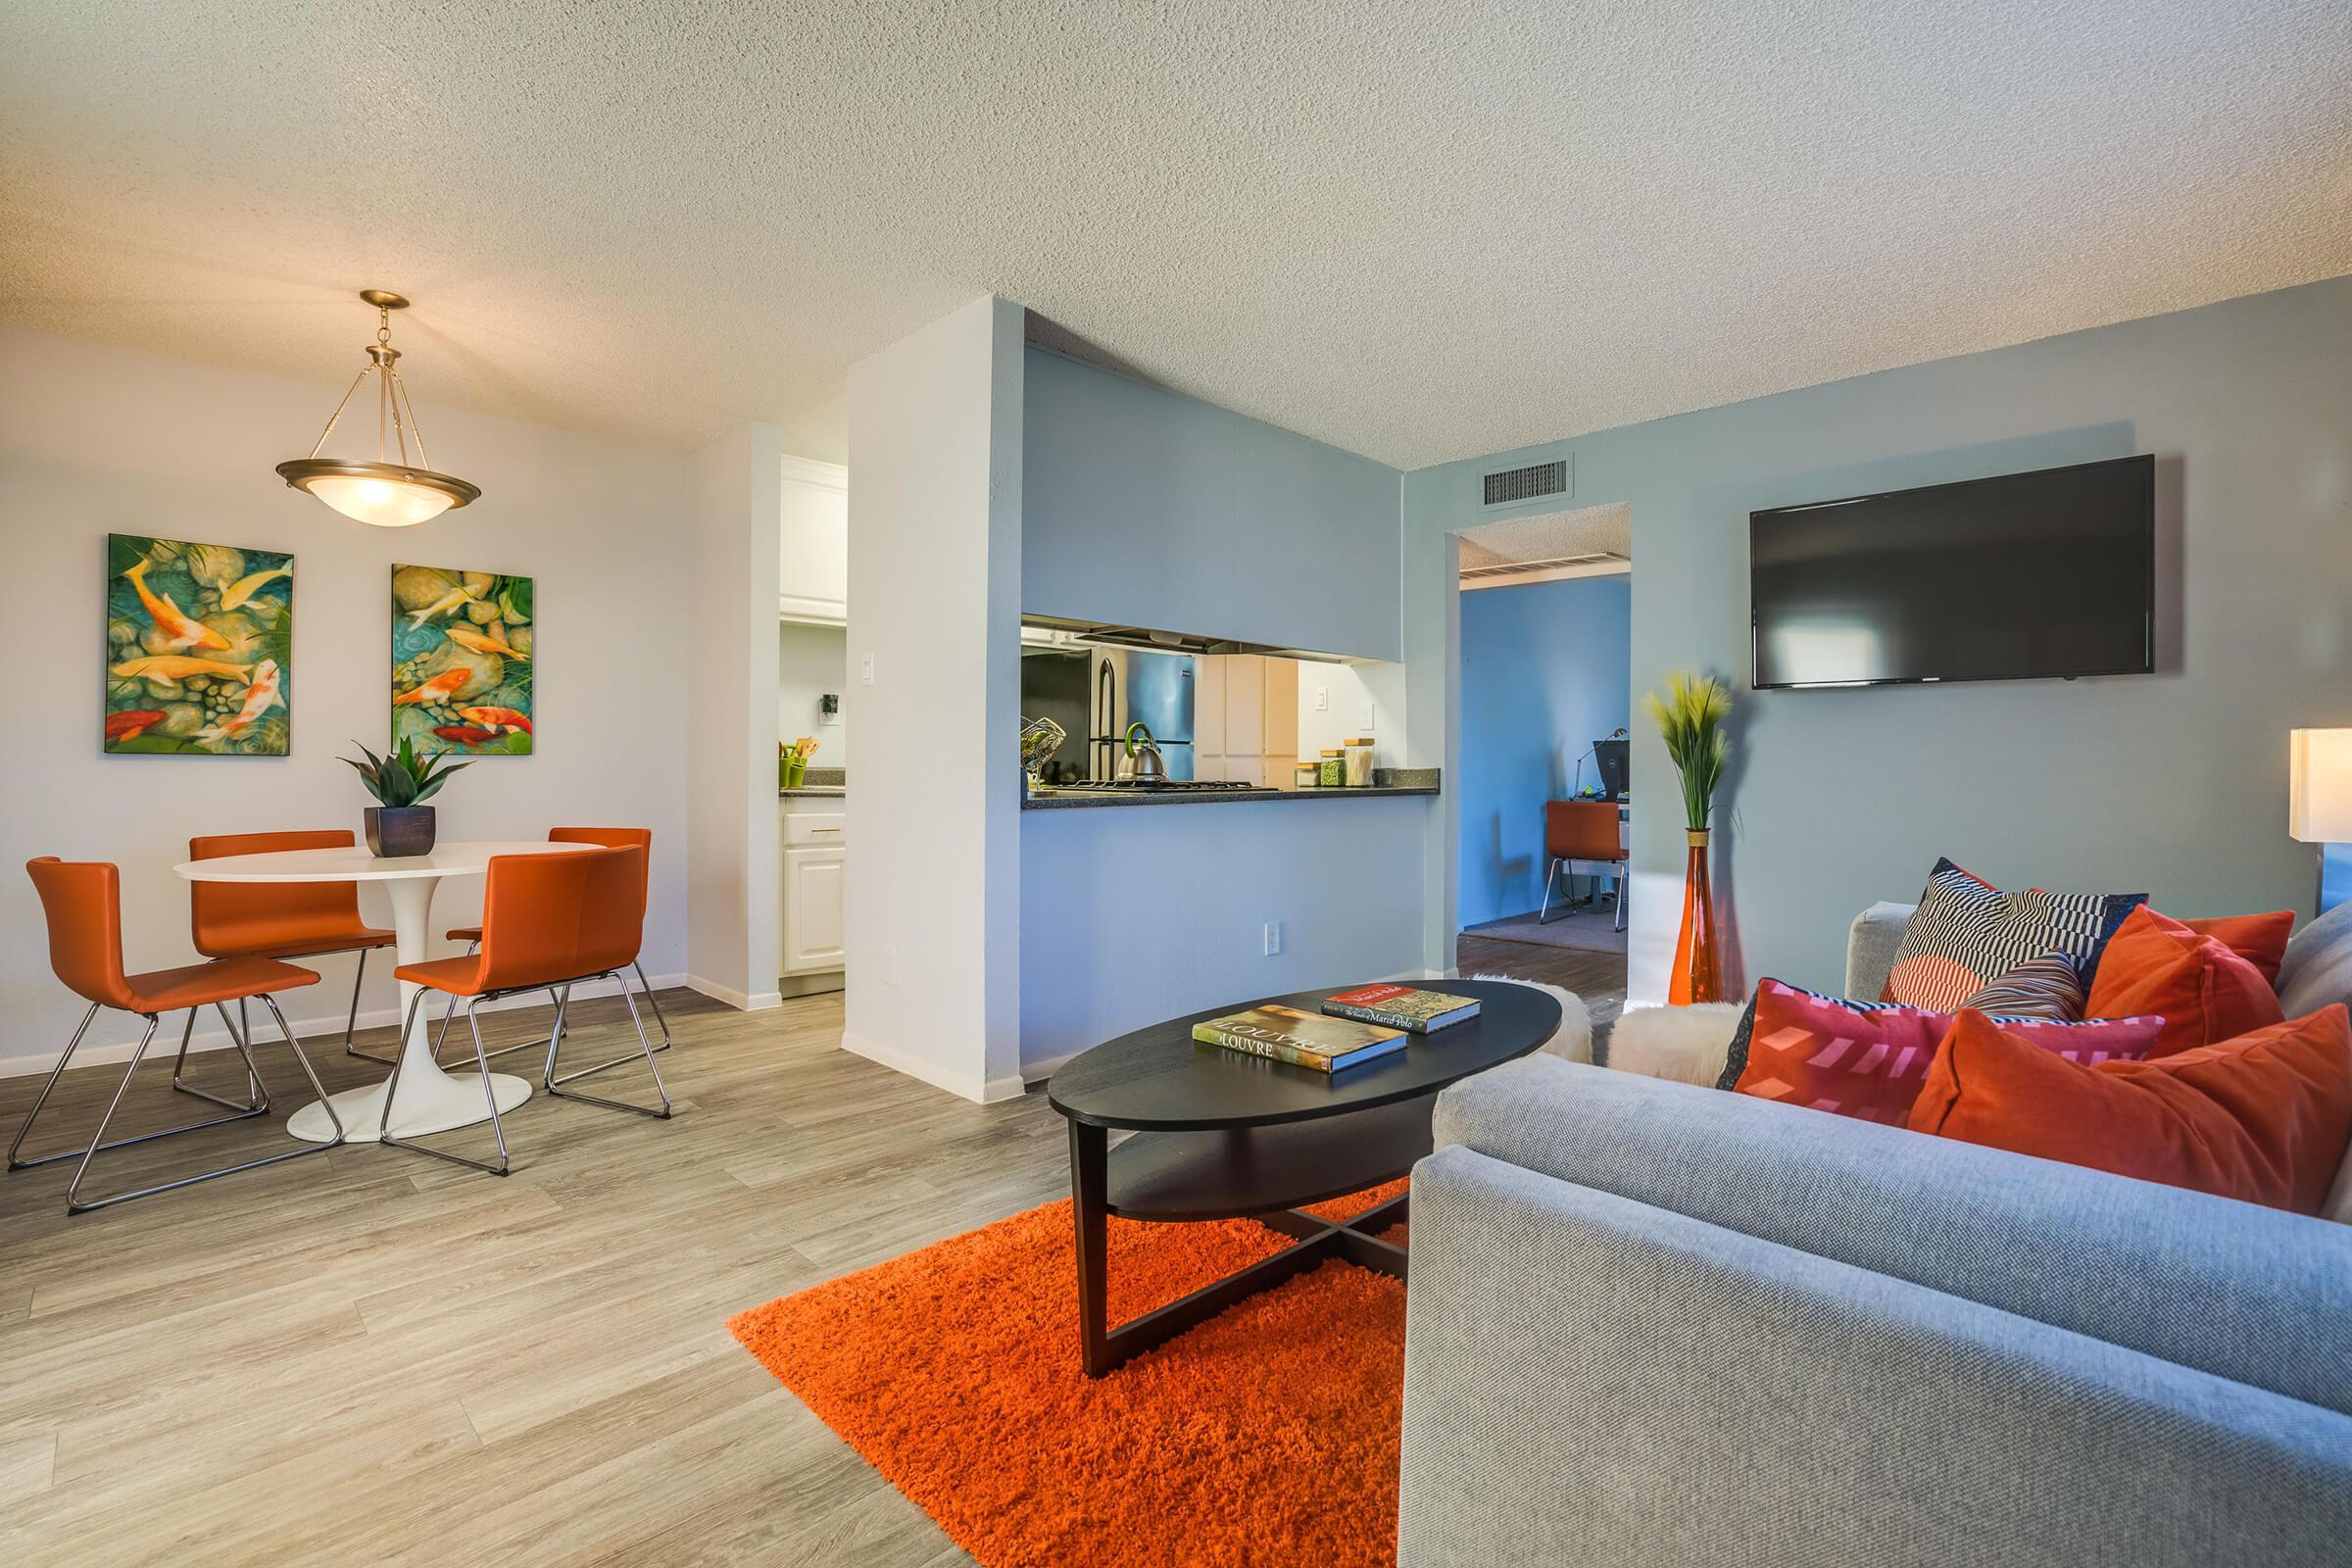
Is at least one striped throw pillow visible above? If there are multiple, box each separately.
[1884,858,2143,1011]
[1961,952,2087,1021]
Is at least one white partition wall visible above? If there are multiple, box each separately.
[843,297,1026,1102]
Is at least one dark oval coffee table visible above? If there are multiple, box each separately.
[1048,978,1561,1376]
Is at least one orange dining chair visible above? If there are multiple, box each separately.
[384,845,668,1176]
[1539,800,1630,931]
[440,826,671,1064]
[189,829,398,1063]
[12,858,344,1213]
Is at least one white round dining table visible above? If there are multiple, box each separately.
[172,841,592,1144]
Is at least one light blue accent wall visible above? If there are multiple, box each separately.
[1019,797,1432,1070]
[1402,275,2352,1002]
[1022,346,1403,660]
[1017,347,1427,1071]
[1457,576,1631,927]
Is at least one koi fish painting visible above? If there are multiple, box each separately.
[105,534,293,756]
[392,564,534,757]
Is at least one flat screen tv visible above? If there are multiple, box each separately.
[1750,454,2153,690]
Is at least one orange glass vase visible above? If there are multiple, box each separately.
[1669,828,1723,1005]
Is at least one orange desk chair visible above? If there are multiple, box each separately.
[384,845,669,1177]
[441,826,671,1065]
[12,858,344,1213]
[189,829,398,1064]
[1539,800,1629,931]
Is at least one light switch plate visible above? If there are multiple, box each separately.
[1263,920,1283,956]
[860,653,875,686]
[1313,686,1328,711]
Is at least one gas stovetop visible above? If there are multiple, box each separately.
[1042,778,1256,793]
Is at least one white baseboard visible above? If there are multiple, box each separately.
[682,975,782,1011]
[0,970,690,1081]
[840,1029,1023,1104]
[1018,1048,1081,1087]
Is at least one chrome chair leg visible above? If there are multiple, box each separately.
[343,948,401,1064]
[168,1003,270,1114]
[632,962,672,1053]
[1614,867,1629,933]
[12,1005,278,1178]
[441,964,674,1065]
[8,1004,98,1170]
[545,973,671,1119]
[62,996,342,1215]
[1538,858,1562,924]
[383,992,511,1176]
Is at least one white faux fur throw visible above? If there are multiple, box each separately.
[1608,1003,1747,1085]
[1466,975,1592,1064]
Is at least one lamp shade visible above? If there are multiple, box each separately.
[2287,729,2352,842]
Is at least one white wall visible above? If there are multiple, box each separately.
[686,422,784,1008]
[844,297,1025,1102]
[1019,797,1432,1074]
[1295,659,1408,768]
[776,621,849,766]
[0,325,694,1075]
[1402,275,2352,1003]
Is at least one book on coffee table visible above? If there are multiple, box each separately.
[1320,983,1481,1034]
[1193,1004,1405,1073]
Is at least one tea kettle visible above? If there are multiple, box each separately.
[1116,720,1169,782]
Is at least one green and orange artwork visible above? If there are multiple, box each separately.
[392,564,534,757]
[104,534,293,756]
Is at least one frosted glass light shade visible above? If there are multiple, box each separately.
[2288,729,2352,842]
[307,473,456,527]
[275,459,478,527]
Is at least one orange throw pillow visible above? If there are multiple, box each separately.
[1909,1006,2352,1213]
[2084,906,2283,1057]
[2179,909,2295,986]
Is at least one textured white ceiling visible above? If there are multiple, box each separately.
[1459,503,1633,569]
[3,2,2347,468]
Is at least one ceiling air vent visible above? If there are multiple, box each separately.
[1481,458,1570,509]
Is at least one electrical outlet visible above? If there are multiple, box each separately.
[1359,700,1376,728]
[860,652,876,686]
[1262,920,1283,956]
[1312,685,1328,711]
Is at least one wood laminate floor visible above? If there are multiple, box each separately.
[0,948,1627,1566]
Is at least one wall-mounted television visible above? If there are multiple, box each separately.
[1750,454,2154,690]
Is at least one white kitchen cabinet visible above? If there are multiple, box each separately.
[781,798,846,984]
[779,456,848,625]
[1195,655,1299,785]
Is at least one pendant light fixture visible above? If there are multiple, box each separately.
[275,289,481,526]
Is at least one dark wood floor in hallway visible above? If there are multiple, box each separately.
[0,942,1627,1565]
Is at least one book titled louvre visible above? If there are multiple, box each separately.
[1193,1004,1405,1073]
[1321,983,1481,1033]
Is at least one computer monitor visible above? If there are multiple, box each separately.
[1592,738,1629,800]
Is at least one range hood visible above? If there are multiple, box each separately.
[1021,613,1351,662]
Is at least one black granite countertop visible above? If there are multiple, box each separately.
[1022,768,1438,810]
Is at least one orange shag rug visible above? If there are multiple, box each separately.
[727,1182,1408,1568]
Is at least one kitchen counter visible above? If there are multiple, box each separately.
[779,765,846,798]
[1022,768,1439,810]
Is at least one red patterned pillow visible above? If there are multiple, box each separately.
[1725,979,2164,1125]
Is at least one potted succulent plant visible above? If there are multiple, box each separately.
[342,736,470,858]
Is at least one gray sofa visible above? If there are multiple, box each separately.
[1399,906,2352,1567]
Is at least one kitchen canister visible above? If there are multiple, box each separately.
[1344,737,1375,787]
[1317,748,1347,788]
[1293,760,1320,790]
